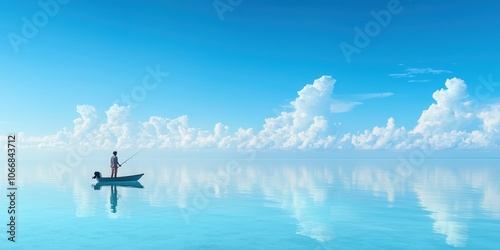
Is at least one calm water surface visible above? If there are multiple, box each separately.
[2,158,499,249]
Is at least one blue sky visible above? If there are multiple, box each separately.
[1,0,500,151]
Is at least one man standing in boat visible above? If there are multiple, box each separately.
[110,151,121,178]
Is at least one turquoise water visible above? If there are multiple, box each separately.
[2,158,500,249]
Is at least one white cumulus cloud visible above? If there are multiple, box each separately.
[412,78,474,136]
[18,76,500,152]
[348,117,408,150]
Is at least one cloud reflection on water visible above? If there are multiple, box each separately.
[25,159,500,247]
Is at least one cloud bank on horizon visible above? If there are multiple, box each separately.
[17,76,500,151]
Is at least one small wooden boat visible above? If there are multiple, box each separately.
[96,173,144,182]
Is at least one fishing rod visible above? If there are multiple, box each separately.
[119,149,144,167]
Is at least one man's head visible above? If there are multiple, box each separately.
[113,151,117,155]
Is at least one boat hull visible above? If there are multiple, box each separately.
[97,173,144,182]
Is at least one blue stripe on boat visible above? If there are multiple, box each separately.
[97,173,144,182]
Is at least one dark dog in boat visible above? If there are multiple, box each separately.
[92,171,102,179]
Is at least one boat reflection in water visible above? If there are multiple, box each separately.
[92,181,144,190]
[92,181,144,213]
